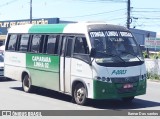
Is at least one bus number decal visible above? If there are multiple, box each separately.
[111,70,127,75]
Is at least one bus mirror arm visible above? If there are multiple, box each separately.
[90,48,96,57]
[89,58,95,66]
[89,48,96,65]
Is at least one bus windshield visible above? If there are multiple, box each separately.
[89,31,144,63]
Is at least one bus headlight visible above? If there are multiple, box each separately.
[140,74,147,80]
[143,74,147,80]
[95,76,101,81]
[94,76,111,83]
[102,77,106,82]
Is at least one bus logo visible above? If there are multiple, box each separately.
[111,70,127,75]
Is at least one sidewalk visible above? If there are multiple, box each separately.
[147,79,160,83]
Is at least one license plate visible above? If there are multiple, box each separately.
[123,84,133,89]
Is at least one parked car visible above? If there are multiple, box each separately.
[0,54,4,79]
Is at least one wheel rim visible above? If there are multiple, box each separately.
[76,87,85,103]
[23,75,30,92]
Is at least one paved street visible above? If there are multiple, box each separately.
[0,79,160,111]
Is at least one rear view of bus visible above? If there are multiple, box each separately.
[87,24,146,103]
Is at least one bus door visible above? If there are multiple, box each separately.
[60,36,74,93]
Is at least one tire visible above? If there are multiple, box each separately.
[73,83,87,105]
[22,74,33,93]
[122,96,134,102]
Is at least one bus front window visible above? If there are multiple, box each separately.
[89,31,144,64]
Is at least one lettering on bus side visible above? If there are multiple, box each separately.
[32,56,51,69]
[111,70,127,75]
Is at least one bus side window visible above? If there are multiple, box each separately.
[19,34,30,52]
[60,36,67,57]
[6,34,18,51]
[30,35,44,53]
[74,37,89,54]
[45,35,59,55]
[66,36,74,57]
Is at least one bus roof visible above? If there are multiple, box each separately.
[8,22,129,34]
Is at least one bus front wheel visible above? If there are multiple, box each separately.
[73,83,87,105]
[22,74,33,93]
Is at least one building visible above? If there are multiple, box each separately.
[0,17,76,46]
[130,28,156,45]
[130,28,157,51]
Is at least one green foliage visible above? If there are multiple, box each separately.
[142,51,148,58]
[143,51,160,59]
[147,71,160,81]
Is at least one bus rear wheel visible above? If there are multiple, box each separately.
[73,83,87,105]
[22,74,33,93]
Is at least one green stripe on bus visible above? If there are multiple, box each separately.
[28,24,67,33]
[93,80,146,99]
[26,54,60,91]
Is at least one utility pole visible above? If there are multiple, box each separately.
[30,0,32,23]
[127,0,131,29]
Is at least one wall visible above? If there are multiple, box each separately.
[145,59,160,75]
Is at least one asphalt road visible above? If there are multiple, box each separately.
[0,79,160,118]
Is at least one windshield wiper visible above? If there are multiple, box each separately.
[96,51,126,63]
[117,50,142,61]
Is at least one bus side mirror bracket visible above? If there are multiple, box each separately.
[89,48,96,65]
[90,48,96,57]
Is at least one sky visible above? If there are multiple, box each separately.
[0,0,160,33]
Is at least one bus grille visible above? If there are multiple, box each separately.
[111,76,139,83]
[111,76,139,93]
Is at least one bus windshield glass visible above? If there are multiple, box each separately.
[89,31,144,63]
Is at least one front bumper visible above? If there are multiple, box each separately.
[93,77,146,99]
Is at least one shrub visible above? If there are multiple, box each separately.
[147,71,160,81]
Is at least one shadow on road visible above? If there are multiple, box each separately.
[0,78,16,82]
[87,99,160,110]
[10,86,160,110]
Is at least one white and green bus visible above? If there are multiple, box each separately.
[4,22,147,105]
